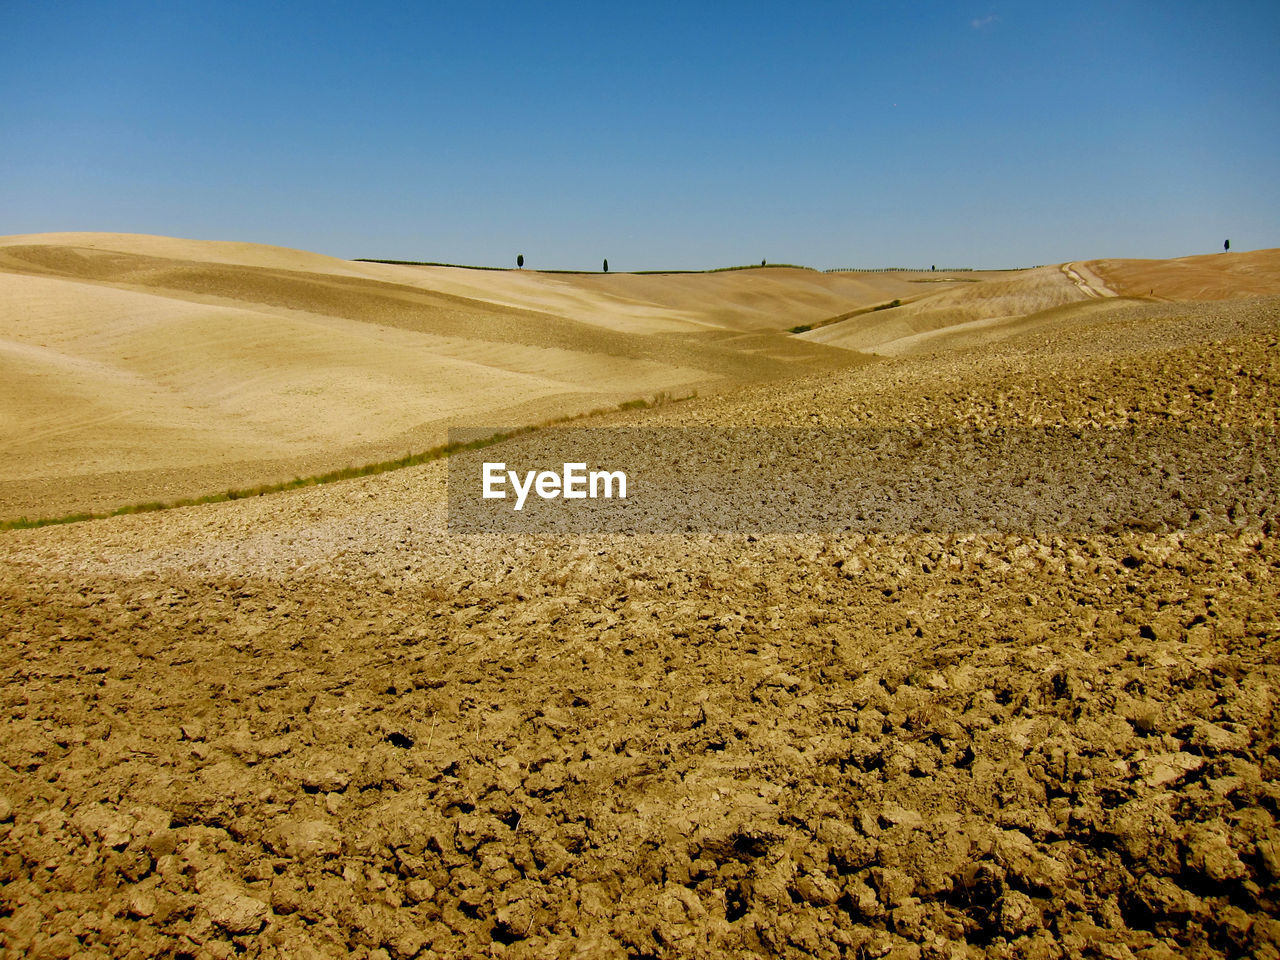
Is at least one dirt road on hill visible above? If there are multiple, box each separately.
[2,294,1278,959]
[1061,263,1117,300]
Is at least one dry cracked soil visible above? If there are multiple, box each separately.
[2,294,1279,960]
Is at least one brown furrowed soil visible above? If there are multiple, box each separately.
[1,281,1279,956]
[1089,249,1280,302]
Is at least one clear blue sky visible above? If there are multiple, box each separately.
[3,1,1277,270]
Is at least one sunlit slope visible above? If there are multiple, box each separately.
[0,231,384,278]
[800,265,1088,354]
[0,234,867,518]
[0,233,997,335]
[798,251,1280,357]
[1088,248,1280,300]
[0,271,699,480]
[386,265,1001,334]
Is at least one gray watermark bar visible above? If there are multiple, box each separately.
[446,426,1277,535]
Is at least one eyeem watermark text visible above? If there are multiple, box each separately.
[448,426,1276,534]
[482,462,628,511]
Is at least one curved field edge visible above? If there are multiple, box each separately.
[0,392,693,531]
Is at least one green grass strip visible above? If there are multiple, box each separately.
[1,392,693,531]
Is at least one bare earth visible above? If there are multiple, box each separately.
[1,239,1279,959]
[1091,249,1280,302]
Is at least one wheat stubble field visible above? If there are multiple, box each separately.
[1,236,1279,959]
